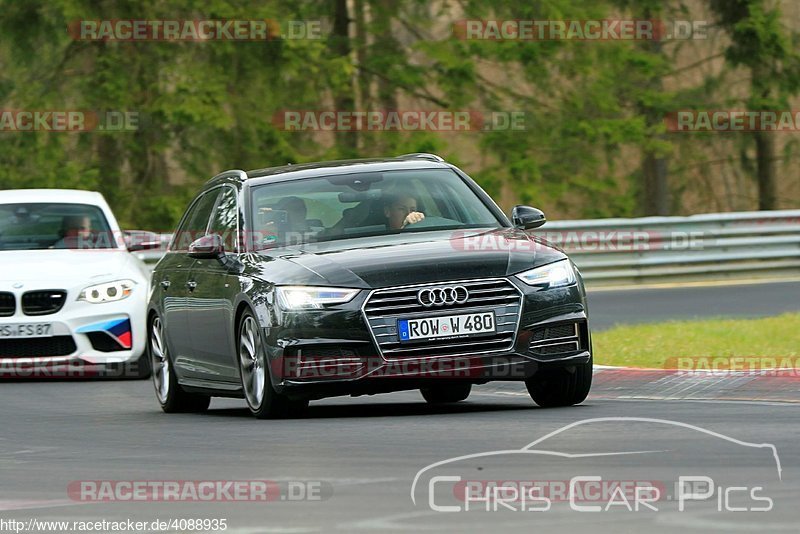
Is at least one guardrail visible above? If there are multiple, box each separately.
[133,210,800,286]
[538,210,800,285]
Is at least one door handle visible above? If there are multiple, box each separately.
[160,280,171,290]
[186,280,197,291]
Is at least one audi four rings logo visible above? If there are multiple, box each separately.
[417,285,470,307]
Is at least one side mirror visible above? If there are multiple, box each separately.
[124,230,163,252]
[188,234,225,259]
[511,205,547,230]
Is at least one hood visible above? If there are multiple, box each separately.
[252,228,566,288]
[0,249,146,286]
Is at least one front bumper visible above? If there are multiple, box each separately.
[262,278,591,398]
[0,287,146,371]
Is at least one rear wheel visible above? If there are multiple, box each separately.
[420,383,472,404]
[525,358,592,408]
[149,316,210,413]
[238,310,308,419]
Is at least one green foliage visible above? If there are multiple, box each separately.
[0,0,798,228]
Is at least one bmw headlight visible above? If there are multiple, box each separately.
[276,286,360,310]
[515,260,576,288]
[78,279,136,304]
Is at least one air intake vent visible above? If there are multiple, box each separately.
[0,292,15,317]
[86,332,127,352]
[529,321,585,357]
[299,347,358,360]
[22,290,67,316]
[0,336,77,358]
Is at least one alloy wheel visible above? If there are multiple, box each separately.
[239,315,266,409]
[150,317,170,404]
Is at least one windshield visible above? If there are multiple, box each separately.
[0,203,114,251]
[248,169,502,249]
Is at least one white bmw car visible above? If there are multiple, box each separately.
[0,189,158,378]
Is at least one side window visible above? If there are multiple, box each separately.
[208,186,239,253]
[171,190,220,251]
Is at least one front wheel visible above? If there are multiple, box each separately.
[525,358,592,408]
[102,352,150,379]
[238,310,308,419]
[420,383,472,404]
[149,315,210,413]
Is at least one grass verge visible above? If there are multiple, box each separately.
[593,313,800,369]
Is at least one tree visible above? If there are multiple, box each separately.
[709,0,800,210]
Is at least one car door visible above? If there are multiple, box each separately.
[162,189,220,376]
[185,185,243,382]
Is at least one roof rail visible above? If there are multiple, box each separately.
[397,153,445,162]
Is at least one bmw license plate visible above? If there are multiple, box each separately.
[0,323,53,338]
[397,312,495,342]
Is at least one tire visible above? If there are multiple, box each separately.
[525,358,593,408]
[130,351,152,379]
[102,352,150,380]
[237,309,308,419]
[420,383,472,404]
[149,315,210,413]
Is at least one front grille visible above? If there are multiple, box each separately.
[0,336,77,358]
[0,292,15,317]
[529,321,585,357]
[22,290,67,316]
[363,278,522,359]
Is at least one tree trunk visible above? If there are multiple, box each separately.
[753,130,777,210]
[642,151,669,215]
[639,21,669,216]
[330,0,358,156]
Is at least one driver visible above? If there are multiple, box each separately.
[52,215,92,249]
[383,193,425,230]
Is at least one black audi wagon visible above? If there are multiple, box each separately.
[147,154,592,418]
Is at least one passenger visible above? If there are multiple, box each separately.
[254,196,312,247]
[383,193,425,230]
[52,215,92,248]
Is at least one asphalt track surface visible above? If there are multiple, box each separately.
[587,280,800,330]
[0,378,798,533]
[1,280,798,533]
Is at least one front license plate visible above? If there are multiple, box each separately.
[398,312,496,342]
[0,323,54,338]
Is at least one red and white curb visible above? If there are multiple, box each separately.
[479,365,800,403]
[592,365,800,403]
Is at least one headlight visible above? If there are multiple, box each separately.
[276,286,360,310]
[78,279,136,303]
[515,260,576,288]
